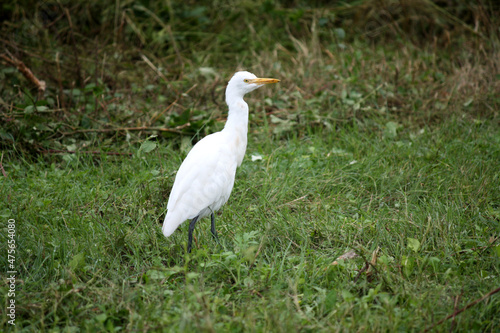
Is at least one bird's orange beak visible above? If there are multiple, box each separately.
[248,78,280,84]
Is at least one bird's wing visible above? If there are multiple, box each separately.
[163,132,238,235]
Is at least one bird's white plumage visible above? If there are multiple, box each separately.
[162,71,278,239]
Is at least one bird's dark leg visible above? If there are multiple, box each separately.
[187,215,199,253]
[210,212,219,242]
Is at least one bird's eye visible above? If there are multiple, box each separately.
[243,79,249,83]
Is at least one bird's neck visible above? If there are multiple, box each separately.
[224,96,249,135]
[223,96,249,166]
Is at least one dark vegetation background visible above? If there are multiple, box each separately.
[1,0,498,152]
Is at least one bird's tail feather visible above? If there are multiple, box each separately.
[162,211,184,237]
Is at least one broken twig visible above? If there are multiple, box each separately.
[42,150,133,156]
[61,124,191,136]
[1,50,46,93]
[423,286,500,332]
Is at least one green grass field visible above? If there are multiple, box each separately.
[1,1,500,331]
[2,117,500,331]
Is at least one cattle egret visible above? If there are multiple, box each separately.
[162,71,280,252]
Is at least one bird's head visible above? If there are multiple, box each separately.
[227,71,280,97]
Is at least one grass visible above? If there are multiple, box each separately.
[1,0,500,331]
[1,117,499,331]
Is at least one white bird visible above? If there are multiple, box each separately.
[162,71,280,252]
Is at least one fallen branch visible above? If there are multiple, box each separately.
[61,124,191,136]
[423,286,500,332]
[42,149,132,156]
[1,50,46,93]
